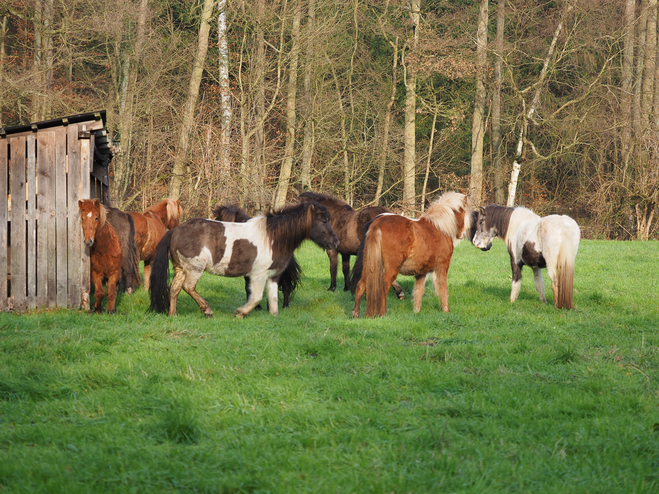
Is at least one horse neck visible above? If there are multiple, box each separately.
[144,205,169,226]
[91,222,119,255]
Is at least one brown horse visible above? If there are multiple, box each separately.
[128,198,183,290]
[104,207,141,294]
[79,199,123,313]
[350,191,472,318]
[212,204,302,308]
[298,191,404,298]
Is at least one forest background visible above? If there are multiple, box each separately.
[1,0,658,240]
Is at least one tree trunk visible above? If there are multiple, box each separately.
[275,5,302,209]
[43,0,53,119]
[403,0,420,212]
[218,0,232,182]
[375,37,399,206]
[0,15,7,127]
[642,0,657,130]
[253,10,266,211]
[469,0,488,207]
[169,0,215,200]
[492,0,505,204]
[507,4,572,207]
[300,0,316,191]
[632,0,648,137]
[421,109,438,212]
[621,0,636,168]
[32,0,43,121]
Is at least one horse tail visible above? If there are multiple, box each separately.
[105,207,141,293]
[555,228,578,309]
[148,230,174,313]
[279,255,302,300]
[363,227,386,317]
[349,218,375,294]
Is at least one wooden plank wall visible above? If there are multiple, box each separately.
[1,123,93,311]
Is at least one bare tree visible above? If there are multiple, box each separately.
[469,0,488,207]
[403,0,420,212]
[492,0,505,204]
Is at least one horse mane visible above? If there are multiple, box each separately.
[212,204,252,223]
[482,204,515,239]
[165,199,181,223]
[97,202,108,230]
[421,191,471,239]
[299,191,353,211]
[265,202,328,257]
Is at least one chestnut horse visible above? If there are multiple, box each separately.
[212,204,301,308]
[104,207,141,294]
[350,191,472,318]
[298,191,404,299]
[79,199,123,313]
[149,201,339,318]
[471,205,580,309]
[128,198,183,290]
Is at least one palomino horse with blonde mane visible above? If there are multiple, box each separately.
[128,198,183,289]
[471,205,580,309]
[79,199,123,313]
[350,191,472,318]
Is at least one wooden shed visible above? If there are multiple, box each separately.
[0,110,113,312]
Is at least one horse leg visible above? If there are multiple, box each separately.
[510,258,523,303]
[143,261,152,291]
[412,275,427,313]
[391,280,405,300]
[168,266,186,316]
[533,267,547,304]
[546,264,559,308]
[351,277,366,318]
[235,276,266,318]
[106,271,120,314]
[181,269,212,318]
[431,266,450,312]
[327,249,338,291]
[245,275,263,309]
[341,253,351,291]
[91,271,105,313]
[266,278,279,316]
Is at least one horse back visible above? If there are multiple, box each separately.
[170,218,270,278]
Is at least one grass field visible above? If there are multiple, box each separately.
[1,239,658,493]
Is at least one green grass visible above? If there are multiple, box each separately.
[1,240,658,493]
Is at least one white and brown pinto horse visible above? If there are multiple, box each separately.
[472,205,580,309]
[350,191,472,318]
[149,201,339,318]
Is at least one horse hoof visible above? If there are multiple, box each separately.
[351,311,360,319]
[343,287,350,292]
[108,309,116,315]
[204,311,213,318]
[234,312,245,319]
[398,294,405,300]
[328,286,336,292]
[126,288,134,295]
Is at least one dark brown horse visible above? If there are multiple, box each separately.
[298,191,404,298]
[100,206,141,294]
[128,198,183,290]
[350,191,472,318]
[212,204,301,308]
[79,199,123,313]
[149,201,339,318]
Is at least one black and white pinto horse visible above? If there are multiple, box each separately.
[472,205,580,309]
[149,202,339,318]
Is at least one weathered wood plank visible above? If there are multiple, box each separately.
[10,136,27,311]
[80,132,92,306]
[37,131,57,307]
[55,127,68,308]
[67,126,83,309]
[0,138,8,310]
[26,135,37,309]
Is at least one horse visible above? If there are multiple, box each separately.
[471,205,580,309]
[149,201,339,318]
[212,204,301,308]
[104,206,141,294]
[78,199,123,313]
[297,191,404,299]
[128,198,183,290]
[350,191,472,318]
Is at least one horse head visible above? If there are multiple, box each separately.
[78,199,105,248]
[472,206,495,251]
[308,202,340,250]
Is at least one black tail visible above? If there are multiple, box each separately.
[148,230,174,313]
[349,218,375,295]
[279,255,302,307]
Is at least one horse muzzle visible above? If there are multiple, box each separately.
[84,238,94,248]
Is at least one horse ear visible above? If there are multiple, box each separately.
[78,200,83,209]
[479,206,485,214]
[92,199,101,208]
[176,199,180,206]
